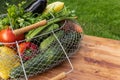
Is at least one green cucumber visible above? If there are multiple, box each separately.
[40,29,64,50]
[10,31,81,78]
[41,24,59,34]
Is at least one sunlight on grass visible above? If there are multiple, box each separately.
[49,0,120,40]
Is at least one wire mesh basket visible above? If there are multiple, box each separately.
[0,1,83,80]
[0,18,83,80]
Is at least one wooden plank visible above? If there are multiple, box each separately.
[30,35,120,80]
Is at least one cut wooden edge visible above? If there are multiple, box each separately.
[50,72,66,80]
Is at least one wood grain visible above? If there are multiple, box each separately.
[30,35,120,80]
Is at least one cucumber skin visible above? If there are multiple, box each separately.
[10,31,81,78]
[40,29,63,50]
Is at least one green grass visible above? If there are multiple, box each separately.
[0,0,120,40]
[49,0,120,40]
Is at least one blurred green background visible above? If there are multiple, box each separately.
[0,0,120,40]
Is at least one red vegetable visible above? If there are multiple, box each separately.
[0,28,24,43]
[0,20,47,44]
[16,34,25,41]
[0,28,16,43]
[19,42,38,61]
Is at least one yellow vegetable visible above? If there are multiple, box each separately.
[43,1,64,14]
[0,46,20,79]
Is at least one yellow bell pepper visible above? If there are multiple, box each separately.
[0,46,20,79]
[43,1,64,14]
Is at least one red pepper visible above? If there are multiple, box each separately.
[19,42,38,61]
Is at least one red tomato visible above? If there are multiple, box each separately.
[0,28,16,43]
[0,28,25,47]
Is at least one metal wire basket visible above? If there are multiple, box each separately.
[0,1,83,80]
[0,18,83,80]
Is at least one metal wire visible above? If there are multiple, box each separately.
[52,30,74,74]
[16,41,28,80]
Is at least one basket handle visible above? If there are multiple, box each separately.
[50,72,66,80]
[13,19,47,35]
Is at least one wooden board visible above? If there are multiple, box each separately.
[30,35,120,80]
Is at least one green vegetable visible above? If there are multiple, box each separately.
[26,1,76,39]
[3,2,25,29]
[26,23,59,41]
[0,1,76,38]
[10,30,81,78]
[26,23,59,39]
[41,24,59,33]
[0,2,42,30]
[26,16,76,40]
[40,29,64,50]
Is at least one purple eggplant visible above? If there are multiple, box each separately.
[25,0,47,14]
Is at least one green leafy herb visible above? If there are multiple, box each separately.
[0,1,76,36]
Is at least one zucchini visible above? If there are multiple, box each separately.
[26,21,60,40]
[10,30,81,78]
[30,24,60,46]
[40,28,63,50]
[40,24,59,34]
